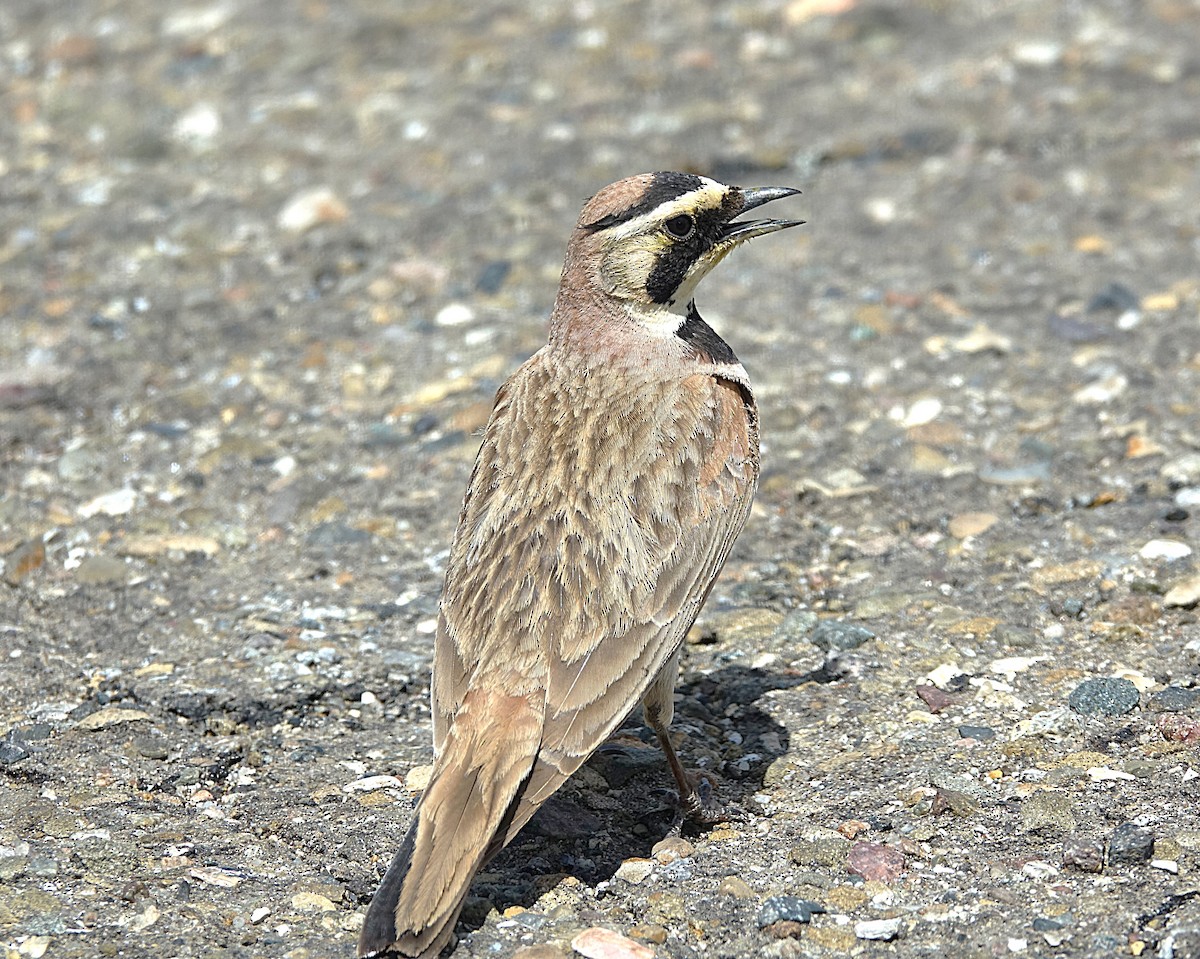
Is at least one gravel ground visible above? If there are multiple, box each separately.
[2,2,1199,958]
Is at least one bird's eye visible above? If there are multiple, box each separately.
[664,214,695,239]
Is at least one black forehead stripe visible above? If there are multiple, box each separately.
[583,171,705,232]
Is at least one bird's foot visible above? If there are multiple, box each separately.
[680,772,732,826]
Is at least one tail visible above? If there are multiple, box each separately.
[358,690,542,958]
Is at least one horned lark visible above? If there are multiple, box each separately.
[359,172,801,957]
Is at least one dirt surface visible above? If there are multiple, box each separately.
[2,2,1200,958]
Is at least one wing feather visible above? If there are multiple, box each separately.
[432,351,758,845]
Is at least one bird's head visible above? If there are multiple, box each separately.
[560,172,802,336]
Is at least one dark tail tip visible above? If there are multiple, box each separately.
[358,817,418,957]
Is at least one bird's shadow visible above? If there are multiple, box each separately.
[461,661,820,930]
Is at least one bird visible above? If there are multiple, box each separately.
[358,171,802,958]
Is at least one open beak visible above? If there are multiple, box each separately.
[721,186,804,242]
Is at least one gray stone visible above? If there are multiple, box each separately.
[1107,822,1154,866]
[809,620,875,651]
[1068,678,1140,716]
[757,896,824,927]
[1021,792,1077,834]
[1150,687,1200,712]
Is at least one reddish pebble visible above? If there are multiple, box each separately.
[847,841,905,882]
[571,927,656,959]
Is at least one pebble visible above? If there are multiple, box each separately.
[855,917,903,940]
[78,488,137,518]
[915,684,957,713]
[134,736,170,760]
[1073,373,1128,405]
[925,663,967,690]
[978,461,1051,485]
[948,512,998,538]
[690,607,783,645]
[628,923,667,945]
[896,397,942,428]
[291,891,335,912]
[0,740,29,765]
[2,539,45,585]
[788,829,850,869]
[76,707,151,731]
[434,303,476,326]
[343,775,405,794]
[650,836,693,864]
[718,875,755,898]
[74,555,128,586]
[1139,539,1192,561]
[771,609,818,645]
[958,725,996,740]
[1163,573,1200,608]
[757,896,824,927]
[614,858,654,884]
[173,103,222,148]
[809,620,875,652]
[1062,836,1105,872]
[1107,823,1154,866]
[571,927,655,959]
[1068,678,1140,716]
[277,187,348,233]
[1020,793,1076,834]
[1162,453,1200,486]
[1150,687,1200,712]
[846,842,905,882]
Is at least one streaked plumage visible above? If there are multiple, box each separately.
[359,172,801,958]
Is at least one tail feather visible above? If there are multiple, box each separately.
[358,690,542,958]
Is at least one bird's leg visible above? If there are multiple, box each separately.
[641,665,726,825]
[649,720,723,824]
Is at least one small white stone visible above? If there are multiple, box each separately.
[865,197,897,224]
[343,775,405,793]
[1112,668,1155,692]
[79,488,136,518]
[990,656,1040,679]
[250,906,271,924]
[1007,937,1029,953]
[435,303,475,326]
[1020,861,1059,879]
[1140,539,1192,561]
[277,187,348,233]
[614,857,654,884]
[173,103,221,146]
[405,764,434,791]
[1087,766,1136,782]
[899,397,942,428]
[403,120,429,141]
[1151,859,1179,874]
[163,4,232,37]
[1013,40,1061,65]
[1073,373,1127,405]
[1164,573,1200,608]
[926,663,964,689]
[855,917,902,940]
[273,455,296,477]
